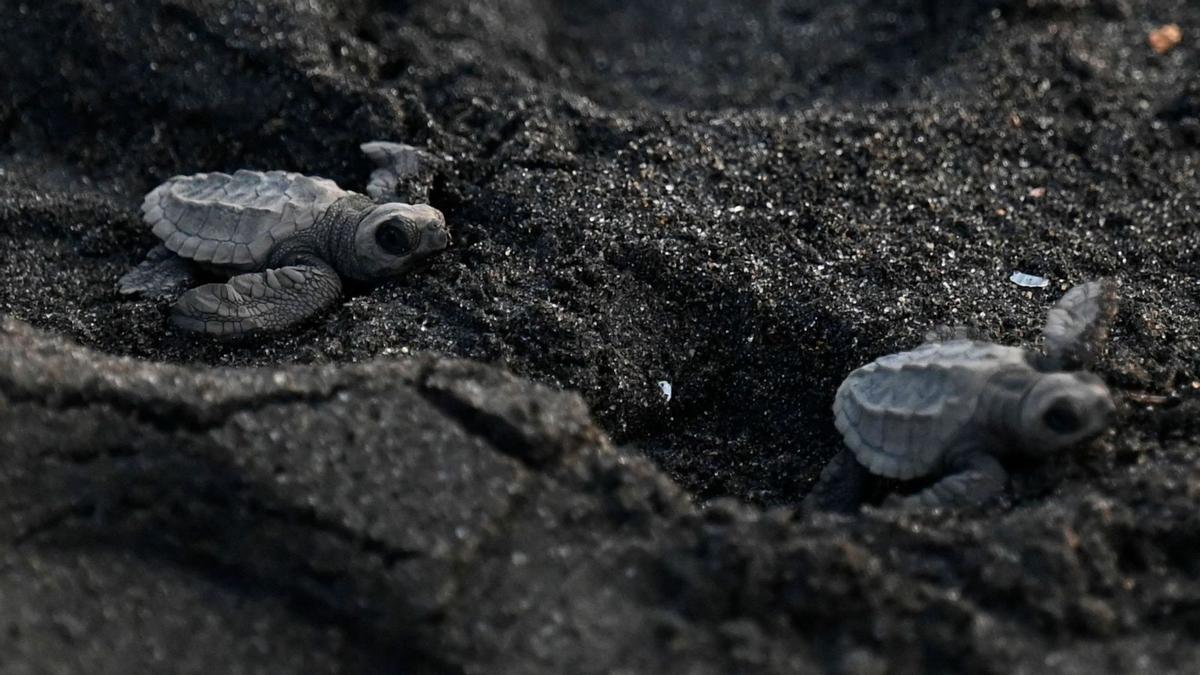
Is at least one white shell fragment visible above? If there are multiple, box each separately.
[1010,271,1050,288]
[657,381,672,402]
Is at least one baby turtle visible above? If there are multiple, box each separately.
[805,280,1118,512]
[118,142,450,336]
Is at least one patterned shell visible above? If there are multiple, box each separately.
[142,170,348,269]
[833,340,1031,480]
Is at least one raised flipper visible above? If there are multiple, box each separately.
[802,448,870,514]
[171,262,342,337]
[1042,279,1118,368]
[884,450,1007,510]
[117,244,199,297]
[361,141,437,204]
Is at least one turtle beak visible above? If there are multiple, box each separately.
[426,223,450,249]
[418,211,450,252]
[1101,394,1116,423]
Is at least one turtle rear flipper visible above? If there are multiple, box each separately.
[171,261,342,337]
[1042,279,1118,368]
[885,450,1007,510]
[361,141,437,203]
[117,244,199,297]
[803,448,870,514]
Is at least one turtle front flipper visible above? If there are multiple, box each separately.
[361,141,436,203]
[117,244,199,297]
[803,448,870,514]
[171,262,342,337]
[1042,279,1118,368]
[885,450,1007,510]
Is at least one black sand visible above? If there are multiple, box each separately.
[1,0,1198,672]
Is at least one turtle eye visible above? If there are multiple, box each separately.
[375,220,414,255]
[1043,400,1082,434]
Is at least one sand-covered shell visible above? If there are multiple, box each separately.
[141,170,348,269]
[833,340,1030,480]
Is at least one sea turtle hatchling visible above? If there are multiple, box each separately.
[117,141,450,336]
[804,280,1119,512]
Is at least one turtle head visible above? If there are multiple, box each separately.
[349,203,450,280]
[1017,372,1115,452]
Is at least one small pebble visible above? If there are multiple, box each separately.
[1010,271,1050,288]
[1149,24,1182,55]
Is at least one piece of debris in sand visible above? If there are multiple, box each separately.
[1149,24,1182,55]
[804,280,1118,513]
[1011,271,1050,288]
[658,381,673,403]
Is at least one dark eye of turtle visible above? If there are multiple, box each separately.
[375,220,414,255]
[1043,402,1082,434]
